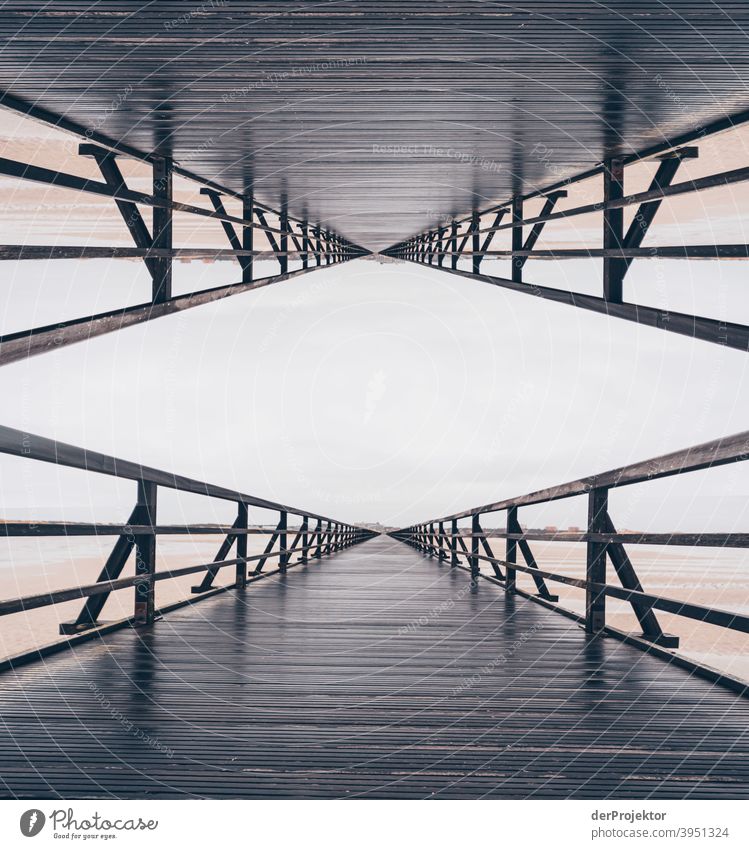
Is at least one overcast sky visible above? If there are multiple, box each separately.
[0,253,747,532]
[0,111,748,532]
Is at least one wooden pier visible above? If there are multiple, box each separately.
[1,535,747,799]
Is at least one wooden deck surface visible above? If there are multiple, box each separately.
[1,535,747,799]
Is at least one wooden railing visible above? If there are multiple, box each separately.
[0,425,375,657]
[391,430,749,667]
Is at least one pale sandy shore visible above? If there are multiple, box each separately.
[0,537,747,683]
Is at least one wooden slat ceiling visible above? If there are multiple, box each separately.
[1,1,748,251]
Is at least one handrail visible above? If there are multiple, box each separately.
[391,429,749,670]
[428,429,749,522]
[0,425,343,524]
[0,425,376,651]
[0,95,368,369]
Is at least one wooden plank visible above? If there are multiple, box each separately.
[0,536,746,800]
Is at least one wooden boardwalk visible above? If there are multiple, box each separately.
[0,535,747,799]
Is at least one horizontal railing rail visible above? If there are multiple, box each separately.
[0,424,376,649]
[382,134,749,352]
[391,429,749,669]
[0,93,369,368]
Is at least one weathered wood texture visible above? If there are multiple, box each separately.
[2,2,749,251]
[0,536,747,799]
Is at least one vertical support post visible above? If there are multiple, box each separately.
[301,222,309,269]
[152,156,173,303]
[235,502,248,589]
[315,228,322,267]
[301,516,309,563]
[279,510,288,572]
[471,210,480,274]
[242,193,253,283]
[451,519,458,566]
[134,480,157,625]
[451,221,458,270]
[586,488,608,634]
[314,519,323,558]
[279,196,288,274]
[471,513,480,578]
[603,157,625,303]
[325,521,332,555]
[505,507,517,593]
[511,195,523,283]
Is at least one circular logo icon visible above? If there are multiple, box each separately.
[20,810,46,837]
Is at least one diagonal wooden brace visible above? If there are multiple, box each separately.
[192,513,243,592]
[79,144,158,281]
[507,512,559,601]
[60,501,144,634]
[603,511,679,647]
[200,188,252,275]
[621,147,698,277]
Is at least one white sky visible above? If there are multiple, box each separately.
[0,110,748,532]
[0,255,747,532]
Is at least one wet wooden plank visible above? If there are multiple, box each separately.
[0,536,747,799]
[2,2,749,251]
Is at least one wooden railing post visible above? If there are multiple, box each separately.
[301,516,309,563]
[301,221,309,269]
[243,192,253,283]
[471,210,480,273]
[586,488,608,633]
[279,510,288,572]
[235,502,248,589]
[451,519,458,566]
[471,513,480,578]
[314,519,323,558]
[152,156,172,303]
[511,195,523,283]
[134,480,157,625]
[603,157,625,303]
[279,195,288,274]
[505,507,517,593]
